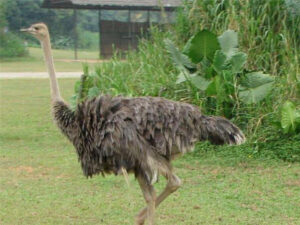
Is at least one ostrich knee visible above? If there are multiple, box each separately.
[167,174,182,192]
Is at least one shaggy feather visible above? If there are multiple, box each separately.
[52,95,245,184]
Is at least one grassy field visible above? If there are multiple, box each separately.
[0,79,300,225]
[0,47,100,72]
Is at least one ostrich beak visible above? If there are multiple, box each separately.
[20,27,35,33]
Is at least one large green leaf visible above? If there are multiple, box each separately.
[218,30,238,58]
[176,72,211,92]
[240,72,274,88]
[189,75,211,91]
[230,52,247,73]
[183,30,220,63]
[213,50,228,73]
[176,71,188,84]
[239,72,274,104]
[164,39,195,69]
[281,101,300,134]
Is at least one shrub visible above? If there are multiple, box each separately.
[78,30,98,50]
[52,35,73,49]
[0,32,28,58]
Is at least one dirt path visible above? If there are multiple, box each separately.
[0,72,82,79]
[56,59,107,63]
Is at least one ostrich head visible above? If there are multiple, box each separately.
[20,23,49,41]
[21,22,62,101]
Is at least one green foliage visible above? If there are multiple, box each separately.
[164,39,195,70]
[192,130,300,163]
[254,128,300,163]
[0,32,28,58]
[166,29,275,117]
[0,1,27,58]
[280,101,300,134]
[0,1,7,29]
[230,52,247,73]
[78,30,99,50]
[68,0,299,162]
[52,36,73,49]
[218,30,238,58]
[70,65,99,108]
[212,50,228,73]
[239,72,275,104]
[177,0,299,98]
[189,75,211,91]
[70,27,176,109]
[183,30,220,63]
[52,30,99,49]
[88,86,101,98]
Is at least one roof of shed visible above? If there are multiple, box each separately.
[42,0,183,11]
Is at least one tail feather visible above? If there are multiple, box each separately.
[200,116,246,145]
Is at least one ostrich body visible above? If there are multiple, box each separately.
[21,23,245,225]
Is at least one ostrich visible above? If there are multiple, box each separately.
[21,23,245,225]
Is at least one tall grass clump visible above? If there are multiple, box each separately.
[71,27,182,106]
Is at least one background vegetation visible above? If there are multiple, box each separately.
[74,0,300,161]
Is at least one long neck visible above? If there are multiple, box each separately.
[41,35,62,102]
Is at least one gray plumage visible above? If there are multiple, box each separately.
[53,95,245,184]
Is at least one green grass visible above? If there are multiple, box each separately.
[0,47,100,72]
[0,79,300,224]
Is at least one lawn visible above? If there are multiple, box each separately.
[0,79,300,225]
[0,47,100,72]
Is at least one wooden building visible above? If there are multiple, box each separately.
[42,0,182,58]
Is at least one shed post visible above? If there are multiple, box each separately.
[128,9,132,46]
[98,9,101,58]
[147,10,150,37]
[73,9,78,60]
[147,10,150,26]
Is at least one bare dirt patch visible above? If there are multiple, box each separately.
[10,166,34,173]
[285,180,300,187]
[7,165,56,179]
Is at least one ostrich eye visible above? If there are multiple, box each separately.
[34,27,39,31]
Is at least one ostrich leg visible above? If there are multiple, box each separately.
[135,173,182,225]
[137,175,157,225]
